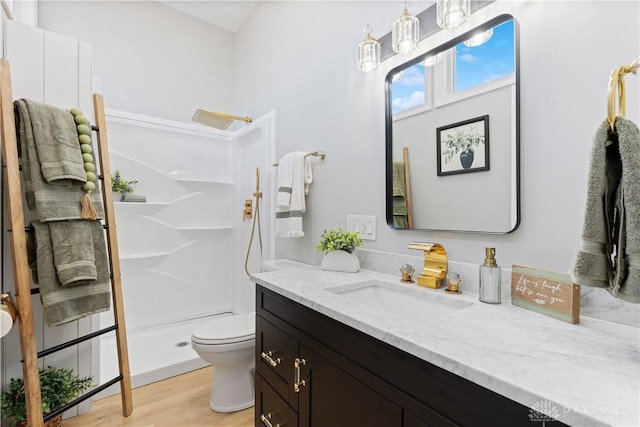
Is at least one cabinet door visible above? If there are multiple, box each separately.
[257,316,299,410]
[404,412,431,427]
[256,373,298,427]
[298,345,402,427]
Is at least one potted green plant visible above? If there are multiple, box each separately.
[111,169,138,201]
[316,227,363,273]
[1,366,93,427]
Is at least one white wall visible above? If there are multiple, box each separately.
[30,1,640,313]
[235,1,640,280]
[37,0,235,123]
[393,85,514,231]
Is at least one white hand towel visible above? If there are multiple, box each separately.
[276,152,296,208]
[276,152,306,237]
[304,156,313,196]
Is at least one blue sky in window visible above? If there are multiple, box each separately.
[456,20,515,91]
[391,64,426,114]
[391,20,515,115]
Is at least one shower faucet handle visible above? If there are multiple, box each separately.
[243,199,253,221]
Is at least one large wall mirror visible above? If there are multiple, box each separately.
[385,15,519,233]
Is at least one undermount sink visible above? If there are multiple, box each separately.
[328,280,472,323]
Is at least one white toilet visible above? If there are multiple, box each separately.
[191,312,256,412]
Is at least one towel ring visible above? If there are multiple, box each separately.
[607,59,638,131]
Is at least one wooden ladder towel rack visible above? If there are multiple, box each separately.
[0,59,133,427]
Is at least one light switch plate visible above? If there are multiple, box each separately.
[347,215,376,241]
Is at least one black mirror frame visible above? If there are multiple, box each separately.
[385,14,520,234]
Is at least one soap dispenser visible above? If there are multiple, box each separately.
[479,248,501,304]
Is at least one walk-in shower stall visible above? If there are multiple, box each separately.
[98,110,275,393]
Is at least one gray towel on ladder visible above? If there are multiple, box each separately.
[28,221,111,327]
[49,221,98,287]
[15,98,104,221]
[392,162,408,228]
[15,98,86,184]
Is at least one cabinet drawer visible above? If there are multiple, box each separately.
[256,373,298,427]
[257,316,298,409]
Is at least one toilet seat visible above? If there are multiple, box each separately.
[191,312,255,345]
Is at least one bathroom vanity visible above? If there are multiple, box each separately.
[252,268,639,427]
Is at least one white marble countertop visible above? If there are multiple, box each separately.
[251,266,640,427]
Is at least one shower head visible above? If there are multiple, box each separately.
[191,109,252,130]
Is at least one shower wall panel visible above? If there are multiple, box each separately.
[105,114,235,331]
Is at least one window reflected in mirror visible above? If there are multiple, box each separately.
[455,19,514,92]
[391,66,429,115]
[391,19,515,116]
[385,15,519,234]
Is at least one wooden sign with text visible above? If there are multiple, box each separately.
[511,265,580,324]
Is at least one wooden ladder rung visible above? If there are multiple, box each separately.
[25,325,118,361]
[43,375,123,422]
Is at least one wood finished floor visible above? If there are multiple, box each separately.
[63,366,254,427]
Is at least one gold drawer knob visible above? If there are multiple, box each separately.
[260,412,280,427]
[261,351,281,367]
[294,357,306,392]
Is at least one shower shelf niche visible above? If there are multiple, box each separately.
[96,107,275,399]
[104,112,236,334]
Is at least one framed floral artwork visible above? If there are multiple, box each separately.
[436,115,490,176]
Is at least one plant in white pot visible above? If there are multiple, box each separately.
[316,227,363,273]
[110,169,138,202]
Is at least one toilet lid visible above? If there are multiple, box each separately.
[191,312,255,345]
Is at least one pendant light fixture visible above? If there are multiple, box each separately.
[392,71,404,83]
[463,28,493,47]
[437,0,470,29]
[420,52,443,67]
[357,25,381,72]
[392,1,419,54]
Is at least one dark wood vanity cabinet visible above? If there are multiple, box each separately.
[255,285,567,427]
[256,314,401,427]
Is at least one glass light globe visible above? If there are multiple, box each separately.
[392,1,419,54]
[391,71,404,83]
[420,52,443,67]
[437,0,470,29]
[357,25,381,72]
[463,29,493,47]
